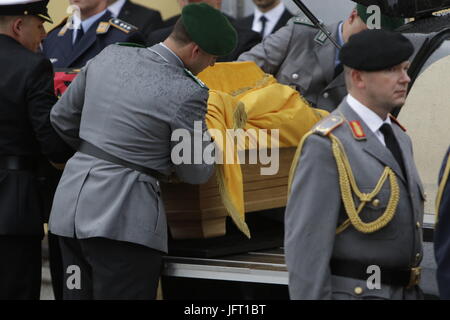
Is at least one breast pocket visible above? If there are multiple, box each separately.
[331,275,393,300]
[355,188,399,240]
[280,67,313,97]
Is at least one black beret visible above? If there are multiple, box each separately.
[339,29,414,71]
[0,0,52,23]
[182,3,237,57]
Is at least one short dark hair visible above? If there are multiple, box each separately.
[0,15,19,28]
[169,18,192,45]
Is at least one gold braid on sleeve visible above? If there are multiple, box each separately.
[329,134,400,235]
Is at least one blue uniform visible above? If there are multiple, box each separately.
[42,10,144,68]
[434,146,450,299]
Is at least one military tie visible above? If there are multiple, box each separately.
[73,25,84,46]
[259,15,268,38]
[380,123,406,177]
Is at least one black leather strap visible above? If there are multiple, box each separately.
[0,155,35,171]
[78,141,166,181]
[330,259,415,287]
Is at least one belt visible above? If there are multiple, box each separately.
[0,155,35,171]
[330,259,421,288]
[78,141,166,181]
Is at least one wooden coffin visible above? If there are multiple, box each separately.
[161,147,297,239]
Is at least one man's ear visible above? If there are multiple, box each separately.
[348,9,358,24]
[189,43,201,59]
[352,69,366,89]
[11,17,24,37]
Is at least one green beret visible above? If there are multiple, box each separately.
[339,29,414,71]
[357,4,405,31]
[181,3,237,56]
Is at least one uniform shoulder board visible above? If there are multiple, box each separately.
[292,16,317,28]
[389,114,407,132]
[117,42,146,48]
[312,115,344,136]
[109,18,138,34]
[184,68,208,89]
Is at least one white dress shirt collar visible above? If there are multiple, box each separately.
[252,1,285,38]
[346,94,392,146]
[108,0,126,18]
[71,9,107,44]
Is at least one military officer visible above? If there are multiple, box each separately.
[238,4,405,112]
[0,0,72,299]
[285,29,425,299]
[42,0,144,68]
[41,0,145,300]
[434,147,450,299]
[146,0,261,62]
[48,3,237,299]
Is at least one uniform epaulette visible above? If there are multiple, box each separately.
[312,115,344,136]
[291,16,317,28]
[117,42,146,48]
[389,114,407,132]
[109,18,138,34]
[184,68,208,89]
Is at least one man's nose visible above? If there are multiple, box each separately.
[41,30,47,41]
[401,70,411,84]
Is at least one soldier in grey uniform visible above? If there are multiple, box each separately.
[285,29,425,299]
[238,5,404,112]
[48,3,237,299]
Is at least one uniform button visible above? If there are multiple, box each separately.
[372,199,380,207]
[354,287,363,295]
[323,92,329,99]
[416,253,421,261]
[416,222,421,228]
[292,73,299,80]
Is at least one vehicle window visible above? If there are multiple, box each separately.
[419,39,450,74]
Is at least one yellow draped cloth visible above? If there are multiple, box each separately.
[198,62,328,238]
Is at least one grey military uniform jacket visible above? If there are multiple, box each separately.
[285,100,425,299]
[49,43,214,253]
[238,20,346,112]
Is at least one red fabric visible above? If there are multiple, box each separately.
[54,72,78,98]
